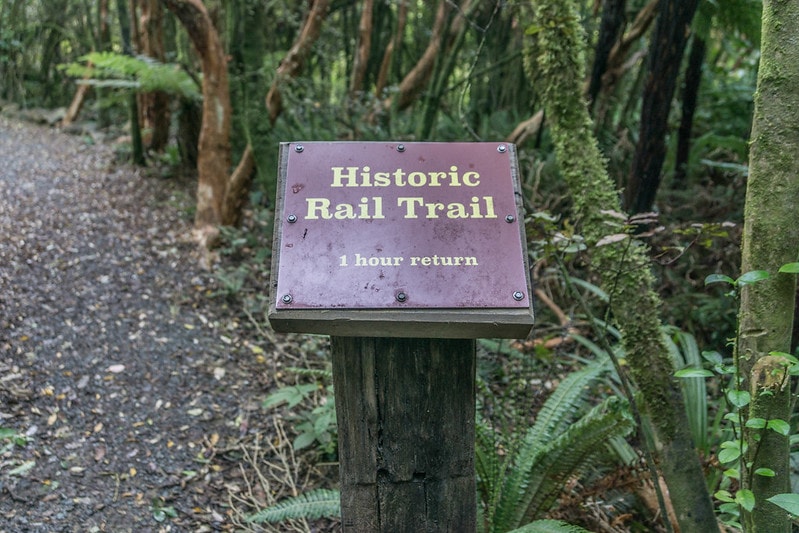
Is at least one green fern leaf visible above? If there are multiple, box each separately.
[246,488,341,523]
[61,51,200,101]
[507,519,592,532]
[286,366,334,380]
[514,396,633,526]
[476,417,508,523]
[492,359,608,530]
[526,358,610,452]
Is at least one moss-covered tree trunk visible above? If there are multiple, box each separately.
[523,2,719,532]
[735,1,799,530]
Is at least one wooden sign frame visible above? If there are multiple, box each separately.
[268,141,534,339]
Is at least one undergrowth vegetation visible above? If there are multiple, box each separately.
[207,190,780,531]
[7,1,797,530]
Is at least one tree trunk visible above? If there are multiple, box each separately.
[117,0,146,166]
[374,0,408,97]
[592,0,658,127]
[381,0,451,113]
[586,0,626,108]
[523,2,719,532]
[138,0,171,151]
[417,0,474,139]
[61,0,110,127]
[735,2,799,530]
[349,0,374,95]
[673,35,706,185]
[62,78,92,127]
[98,0,112,127]
[265,0,330,124]
[161,0,254,246]
[625,0,699,213]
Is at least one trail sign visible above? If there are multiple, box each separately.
[268,141,534,338]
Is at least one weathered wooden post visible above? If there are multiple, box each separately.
[269,142,533,532]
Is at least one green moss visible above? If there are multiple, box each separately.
[522,2,719,530]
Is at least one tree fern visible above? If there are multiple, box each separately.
[246,488,340,524]
[61,51,200,101]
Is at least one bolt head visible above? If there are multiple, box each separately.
[497,144,507,153]
[513,291,524,301]
[287,214,298,223]
[294,144,304,153]
[397,144,405,152]
[505,214,515,223]
[282,294,293,304]
[396,292,407,302]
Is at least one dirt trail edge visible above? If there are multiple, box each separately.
[0,116,277,532]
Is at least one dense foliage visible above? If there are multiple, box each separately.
[3,0,797,531]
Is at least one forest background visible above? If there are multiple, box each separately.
[1,0,798,532]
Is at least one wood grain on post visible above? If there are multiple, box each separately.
[332,337,476,532]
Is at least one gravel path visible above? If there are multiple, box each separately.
[0,116,277,532]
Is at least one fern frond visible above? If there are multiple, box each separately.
[665,327,708,452]
[476,416,508,523]
[246,488,341,524]
[61,51,200,101]
[285,366,334,380]
[507,519,592,532]
[492,358,609,530]
[75,79,141,89]
[531,357,609,444]
[514,396,634,527]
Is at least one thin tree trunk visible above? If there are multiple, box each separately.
[117,0,146,166]
[673,35,705,185]
[220,144,255,228]
[161,0,254,246]
[349,0,374,95]
[505,109,544,146]
[63,0,111,127]
[523,2,719,532]
[625,0,700,213]
[138,0,171,151]
[603,0,658,84]
[265,0,330,124]
[417,0,475,139]
[62,77,92,127]
[735,2,799,530]
[592,0,657,127]
[586,0,625,108]
[97,0,111,127]
[381,0,451,113]
[374,0,408,97]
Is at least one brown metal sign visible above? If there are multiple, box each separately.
[269,141,534,338]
